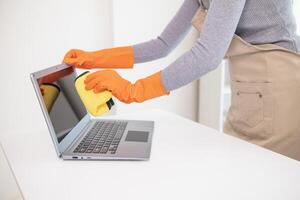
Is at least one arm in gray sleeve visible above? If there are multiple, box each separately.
[133,0,200,63]
[162,0,246,92]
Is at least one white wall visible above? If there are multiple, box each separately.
[0,0,113,134]
[293,1,300,34]
[112,0,199,121]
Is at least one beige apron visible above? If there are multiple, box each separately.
[192,8,300,161]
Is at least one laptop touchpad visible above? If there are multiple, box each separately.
[125,131,149,143]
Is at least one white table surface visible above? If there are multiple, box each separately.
[1,109,300,200]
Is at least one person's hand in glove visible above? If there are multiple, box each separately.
[84,70,169,104]
[63,47,134,69]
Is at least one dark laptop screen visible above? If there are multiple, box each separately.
[38,68,87,142]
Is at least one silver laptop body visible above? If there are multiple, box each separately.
[30,64,154,161]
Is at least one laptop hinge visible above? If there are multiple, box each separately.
[58,115,91,154]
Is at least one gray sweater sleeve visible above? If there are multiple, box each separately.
[162,0,246,92]
[133,0,200,63]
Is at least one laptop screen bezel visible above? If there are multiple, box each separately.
[30,64,90,156]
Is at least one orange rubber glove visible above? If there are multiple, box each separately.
[84,70,169,104]
[63,47,134,69]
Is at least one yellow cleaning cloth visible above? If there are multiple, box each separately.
[75,71,114,117]
[40,84,60,113]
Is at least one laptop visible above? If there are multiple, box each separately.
[30,64,154,161]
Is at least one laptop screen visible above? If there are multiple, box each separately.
[38,67,87,143]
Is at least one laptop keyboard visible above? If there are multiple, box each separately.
[73,121,128,155]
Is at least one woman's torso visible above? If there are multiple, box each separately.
[200,0,300,53]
